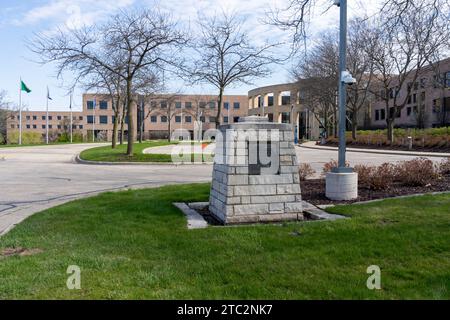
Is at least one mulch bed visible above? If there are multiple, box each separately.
[323,141,450,153]
[301,175,450,206]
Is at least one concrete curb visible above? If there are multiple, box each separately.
[74,154,214,166]
[299,143,450,158]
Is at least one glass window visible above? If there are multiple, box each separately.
[33,115,37,120]
[87,101,94,110]
[233,117,240,123]
[209,101,215,109]
[42,116,46,120]
[199,102,206,108]
[233,102,240,109]
[150,116,157,123]
[161,116,167,123]
[42,125,46,129]
[87,115,95,124]
[79,116,83,121]
[375,110,380,121]
[209,116,216,123]
[175,116,181,123]
[281,96,290,105]
[26,124,30,129]
[223,102,229,110]
[57,125,62,130]
[185,116,192,123]
[185,102,192,109]
[79,125,83,129]
[49,125,52,129]
[200,116,205,123]
[26,115,30,120]
[175,102,182,109]
[223,116,229,123]
[99,101,108,110]
[48,116,53,121]
[33,125,37,129]
[99,115,108,124]
[407,107,412,116]
[380,109,385,120]
[57,116,62,120]
[160,101,167,109]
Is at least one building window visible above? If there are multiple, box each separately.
[11,115,15,120]
[48,125,53,129]
[199,102,206,109]
[209,101,215,109]
[375,110,380,121]
[150,116,157,123]
[185,102,192,109]
[26,124,30,129]
[209,116,216,123]
[281,112,290,123]
[224,102,229,110]
[160,101,167,109]
[412,94,417,104]
[233,102,240,109]
[42,116,46,120]
[446,71,450,87]
[33,115,37,120]
[223,116,229,123]
[380,109,386,120]
[79,116,83,121]
[42,125,46,129]
[233,117,240,123]
[26,115,30,121]
[161,116,167,123]
[407,107,412,116]
[57,125,62,130]
[49,116,53,121]
[99,115,108,124]
[11,124,15,129]
[432,99,441,113]
[407,95,412,104]
[79,125,83,129]
[99,101,108,110]
[175,102,182,109]
[33,125,37,129]
[175,116,182,123]
[87,115,95,124]
[281,96,291,105]
[200,116,205,123]
[185,116,192,123]
[57,116,62,120]
[87,101,95,110]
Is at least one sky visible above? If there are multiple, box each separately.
[0,0,383,111]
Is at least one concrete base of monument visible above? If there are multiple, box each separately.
[325,171,358,201]
[174,202,347,228]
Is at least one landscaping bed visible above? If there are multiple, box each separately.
[301,175,450,205]
[323,141,450,153]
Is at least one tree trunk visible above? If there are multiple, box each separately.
[351,111,358,140]
[138,103,143,144]
[168,118,171,142]
[120,99,126,145]
[216,87,224,129]
[126,79,134,156]
[112,97,120,149]
[387,118,395,143]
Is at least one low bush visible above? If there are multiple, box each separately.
[395,158,440,187]
[354,163,396,190]
[438,157,450,175]
[7,131,42,145]
[298,163,316,181]
[322,159,350,174]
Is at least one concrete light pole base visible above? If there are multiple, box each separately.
[326,171,358,201]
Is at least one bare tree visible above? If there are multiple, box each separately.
[31,8,187,156]
[367,0,449,142]
[293,31,339,138]
[188,12,281,128]
[0,90,10,144]
[145,94,181,141]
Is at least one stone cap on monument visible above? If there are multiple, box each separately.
[219,115,291,131]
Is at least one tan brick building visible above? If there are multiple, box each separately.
[7,93,249,143]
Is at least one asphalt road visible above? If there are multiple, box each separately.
[0,143,446,235]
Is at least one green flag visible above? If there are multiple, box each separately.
[21,80,31,93]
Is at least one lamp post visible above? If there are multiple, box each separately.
[325,0,358,200]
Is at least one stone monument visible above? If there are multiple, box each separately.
[209,116,303,224]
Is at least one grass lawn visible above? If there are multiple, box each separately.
[0,183,449,299]
[79,141,212,163]
[79,141,175,162]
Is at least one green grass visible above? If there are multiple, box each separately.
[79,141,175,162]
[0,184,449,299]
[79,141,212,163]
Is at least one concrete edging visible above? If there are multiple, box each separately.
[74,154,213,166]
[299,143,450,158]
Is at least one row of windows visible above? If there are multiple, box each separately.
[87,100,108,110]
[12,115,83,121]
[11,124,84,130]
[149,115,241,124]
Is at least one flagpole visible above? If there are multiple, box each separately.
[70,93,73,144]
[46,86,49,145]
[19,77,22,145]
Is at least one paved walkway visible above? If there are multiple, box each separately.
[0,142,447,236]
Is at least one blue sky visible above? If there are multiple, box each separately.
[0,0,381,111]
